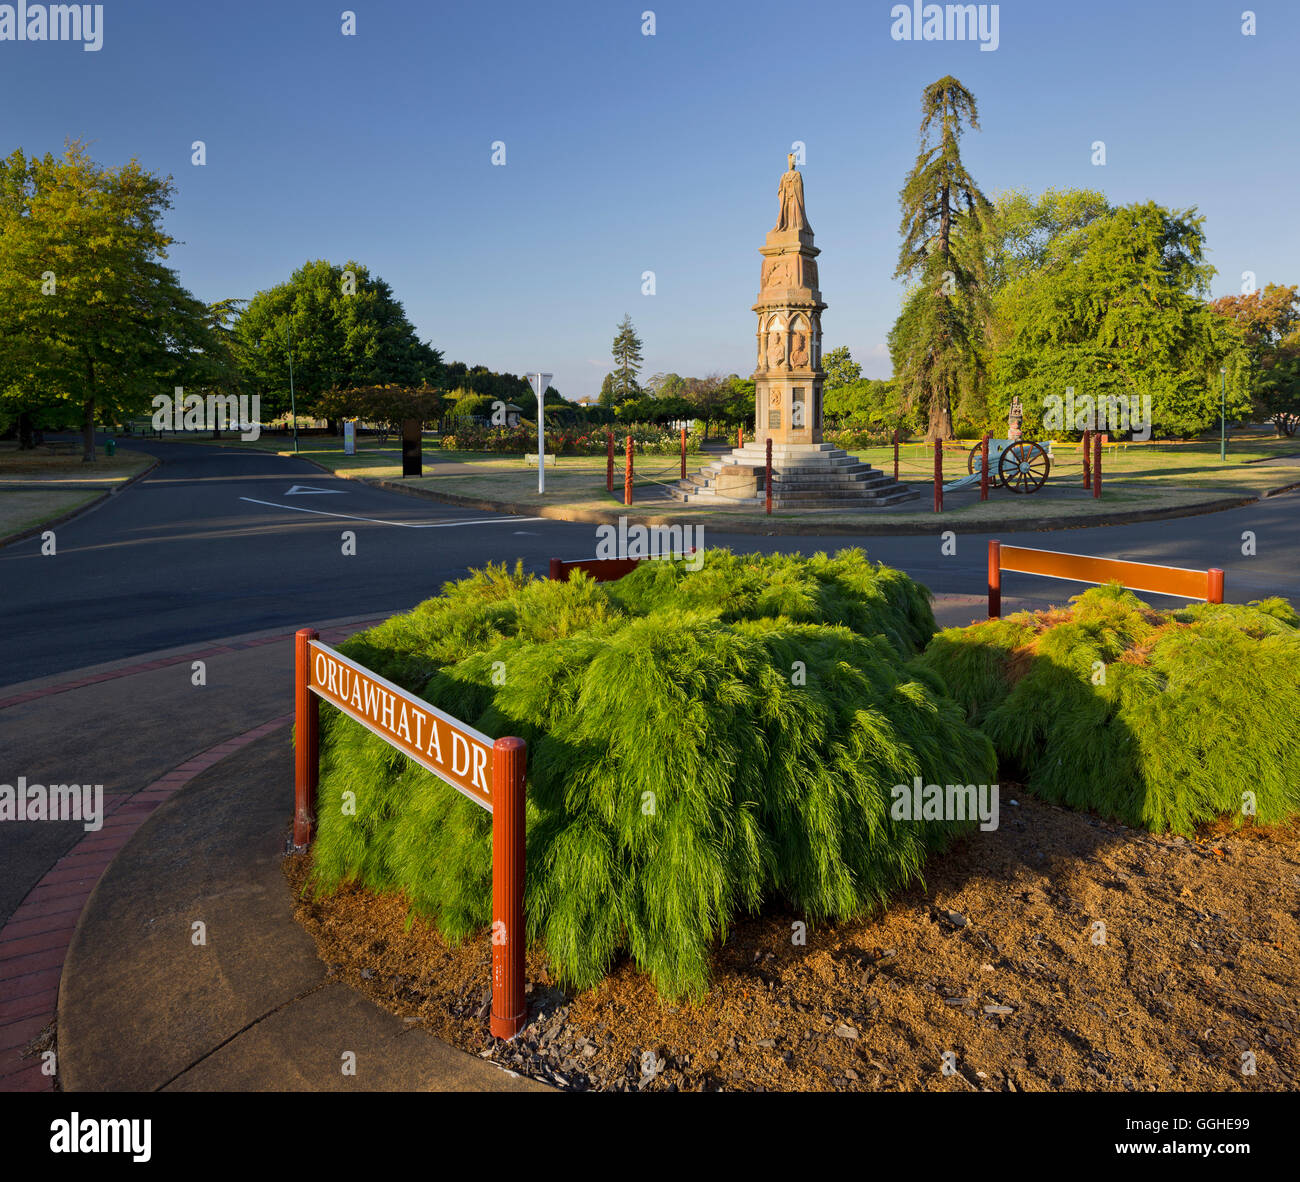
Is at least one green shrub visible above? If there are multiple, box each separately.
[917,584,1300,834]
[309,550,995,999]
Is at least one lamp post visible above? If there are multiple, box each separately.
[288,317,299,454]
[1220,366,1227,462]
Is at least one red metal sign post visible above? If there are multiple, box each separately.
[979,434,990,502]
[680,426,687,480]
[988,540,1002,619]
[294,628,319,848]
[491,736,527,1040]
[765,437,773,515]
[1093,432,1102,499]
[933,441,943,513]
[624,435,633,506]
[293,636,529,1041]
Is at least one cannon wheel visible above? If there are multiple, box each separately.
[999,441,1050,493]
[966,441,983,475]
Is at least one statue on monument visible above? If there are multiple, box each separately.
[775,153,811,233]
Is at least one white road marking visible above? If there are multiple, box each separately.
[239,497,544,529]
[284,484,347,495]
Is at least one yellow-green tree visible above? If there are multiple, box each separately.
[0,141,229,459]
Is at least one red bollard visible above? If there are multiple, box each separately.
[490,735,527,1041]
[988,540,1002,619]
[933,440,943,513]
[1207,568,1225,604]
[680,426,687,480]
[606,432,614,493]
[765,437,773,515]
[738,426,743,450]
[624,435,633,506]
[893,428,900,483]
[1083,430,1092,490]
[1093,431,1102,499]
[980,433,990,501]
[293,628,319,848]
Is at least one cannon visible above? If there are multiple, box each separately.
[943,438,1052,494]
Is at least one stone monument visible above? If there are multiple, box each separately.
[673,158,916,510]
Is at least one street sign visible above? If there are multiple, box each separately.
[307,639,494,810]
[529,372,552,494]
[294,631,528,1039]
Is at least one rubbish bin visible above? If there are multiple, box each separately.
[105,438,116,457]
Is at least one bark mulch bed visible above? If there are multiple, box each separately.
[284,794,1299,1092]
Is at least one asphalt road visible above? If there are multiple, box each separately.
[3,436,1298,688]
[1,436,1297,934]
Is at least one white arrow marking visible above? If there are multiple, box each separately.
[285,484,347,495]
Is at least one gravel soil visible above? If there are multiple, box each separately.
[284,794,1299,1092]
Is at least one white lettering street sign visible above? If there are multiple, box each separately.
[308,639,494,810]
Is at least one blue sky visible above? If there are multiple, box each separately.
[3,0,1296,396]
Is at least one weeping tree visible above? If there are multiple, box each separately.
[889,76,995,440]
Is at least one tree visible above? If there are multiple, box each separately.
[317,384,443,433]
[824,379,906,431]
[0,141,230,459]
[889,76,996,440]
[984,187,1112,291]
[682,372,729,440]
[821,346,862,391]
[598,371,618,409]
[1212,285,1300,435]
[990,203,1249,437]
[610,314,643,401]
[234,260,441,426]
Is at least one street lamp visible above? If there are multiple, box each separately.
[288,317,299,454]
[1220,366,1227,462]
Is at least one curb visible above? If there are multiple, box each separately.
[163,440,1294,535]
[0,453,160,550]
[363,479,1263,537]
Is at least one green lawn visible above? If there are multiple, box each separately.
[164,428,1300,529]
[0,445,154,542]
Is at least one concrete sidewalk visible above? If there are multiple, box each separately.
[55,726,544,1092]
[0,614,545,1092]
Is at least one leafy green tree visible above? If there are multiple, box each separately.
[984,188,1112,291]
[682,372,731,440]
[1211,284,1300,435]
[824,379,906,430]
[598,371,618,409]
[821,346,862,390]
[234,260,441,425]
[0,141,230,459]
[990,203,1249,437]
[611,314,644,401]
[889,76,996,440]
